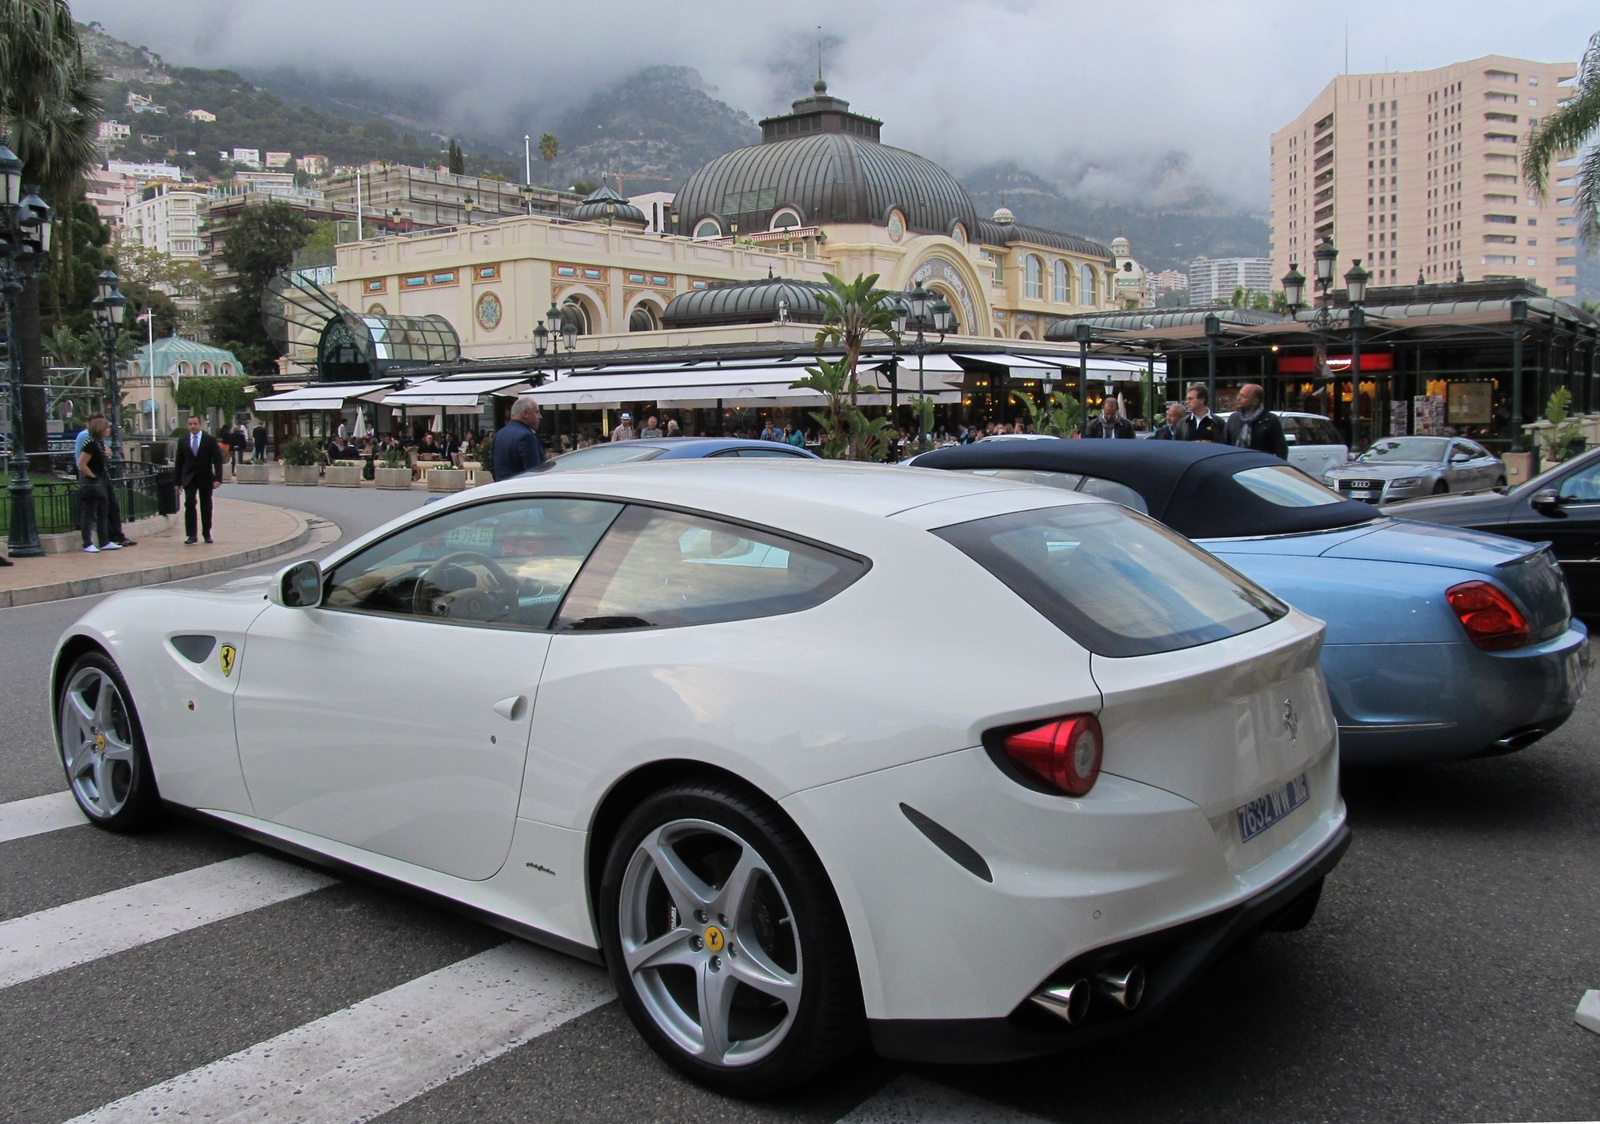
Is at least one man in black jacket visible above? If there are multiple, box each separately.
[1180,384,1223,442]
[173,415,224,544]
[1152,402,1185,440]
[1222,383,1289,459]
[1085,396,1136,439]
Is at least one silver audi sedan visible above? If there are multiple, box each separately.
[1324,436,1506,503]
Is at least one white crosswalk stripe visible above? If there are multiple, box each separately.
[65,942,613,1123]
[0,790,88,844]
[836,1074,1046,1123]
[0,852,335,990]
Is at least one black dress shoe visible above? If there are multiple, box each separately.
[0,556,12,566]
[203,535,213,544]
[184,537,198,545]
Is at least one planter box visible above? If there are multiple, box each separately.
[234,463,269,484]
[427,467,466,493]
[375,466,413,490]
[324,464,362,488]
[283,464,321,486]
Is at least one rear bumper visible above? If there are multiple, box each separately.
[1329,623,1589,764]
[867,822,1352,1064]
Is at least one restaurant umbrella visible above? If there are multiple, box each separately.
[351,410,368,440]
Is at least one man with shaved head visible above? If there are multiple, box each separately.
[1223,383,1288,459]
[491,395,546,480]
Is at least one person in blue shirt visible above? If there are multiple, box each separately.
[491,396,546,480]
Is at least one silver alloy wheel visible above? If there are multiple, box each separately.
[618,818,803,1067]
[59,666,137,818]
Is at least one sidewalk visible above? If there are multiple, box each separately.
[0,498,312,608]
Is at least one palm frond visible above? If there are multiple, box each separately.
[1577,142,1600,245]
[1523,30,1600,197]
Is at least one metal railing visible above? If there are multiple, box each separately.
[0,464,175,535]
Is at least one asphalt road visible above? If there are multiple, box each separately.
[0,483,1596,1123]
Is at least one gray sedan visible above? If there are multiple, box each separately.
[1323,436,1506,503]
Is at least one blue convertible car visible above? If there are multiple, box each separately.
[915,440,1589,765]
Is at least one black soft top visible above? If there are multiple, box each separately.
[916,439,1377,539]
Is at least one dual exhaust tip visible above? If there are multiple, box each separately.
[1029,965,1145,1025]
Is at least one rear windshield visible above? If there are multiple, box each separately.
[935,503,1288,657]
[1233,465,1346,507]
[533,445,664,472]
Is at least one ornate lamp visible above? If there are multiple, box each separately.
[0,140,20,206]
[1312,238,1338,288]
[931,296,955,336]
[1344,259,1371,305]
[1281,262,1307,310]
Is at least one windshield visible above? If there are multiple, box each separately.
[530,444,665,473]
[1233,465,1347,507]
[935,503,1287,657]
[1511,447,1600,497]
[1357,437,1449,463]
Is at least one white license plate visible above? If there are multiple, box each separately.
[1236,774,1310,843]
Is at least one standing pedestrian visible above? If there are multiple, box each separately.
[1223,383,1289,459]
[230,421,249,475]
[1085,397,1136,439]
[173,414,224,544]
[611,412,636,442]
[252,420,267,461]
[640,416,663,439]
[73,413,135,546]
[1151,403,1186,440]
[77,417,119,553]
[1180,384,1222,442]
[491,396,547,480]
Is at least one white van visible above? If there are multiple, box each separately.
[1221,410,1350,479]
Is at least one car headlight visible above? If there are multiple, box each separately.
[1389,477,1424,488]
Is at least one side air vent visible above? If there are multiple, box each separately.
[899,803,993,883]
[170,635,217,663]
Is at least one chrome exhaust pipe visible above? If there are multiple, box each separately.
[1092,964,1145,1011]
[1029,979,1091,1025]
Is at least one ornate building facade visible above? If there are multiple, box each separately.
[328,83,1117,364]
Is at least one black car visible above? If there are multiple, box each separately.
[1385,447,1600,617]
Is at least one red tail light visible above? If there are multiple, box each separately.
[1004,714,1103,796]
[1446,581,1532,651]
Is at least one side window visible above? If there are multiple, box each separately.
[323,497,623,628]
[734,447,807,458]
[555,506,866,630]
[1075,476,1150,513]
[1557,463,1600,502]
[1281,418,1301,444]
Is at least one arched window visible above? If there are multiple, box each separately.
[628,303,660,332]
[220,362,234,375]
[1054,260,1070,303]
[562,296,593,335]
[200,361,213,376]
[769,209,801,231]
[177,361,192,377]
[693,218,721,239]
[1024,255,1042,300]
[1080,264,1096,306]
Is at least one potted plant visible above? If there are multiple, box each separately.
[281,436,322,485]
[235,454,270,485]
[375,448,412,490]
[324,459,361,487]
[427,463,467,492]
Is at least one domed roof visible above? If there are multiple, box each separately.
[661,277,832,328]
[992,204,1015,224]
[569,183,647,227]
[673,88,978,238]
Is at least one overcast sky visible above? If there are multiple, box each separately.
[76,0,1596,206]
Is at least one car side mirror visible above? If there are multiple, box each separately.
[270,559,323,608]
[1531,488,1565,515]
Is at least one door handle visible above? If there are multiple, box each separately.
[493,695,527,721]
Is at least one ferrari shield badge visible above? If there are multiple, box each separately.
[703,925,725,953]
[219,644,237,678]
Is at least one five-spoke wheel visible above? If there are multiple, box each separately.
[600,782,862,1094]
[57,652,160,830]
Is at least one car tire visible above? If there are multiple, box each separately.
[598,779,864,1095]
[55,651,162,832]
[1432,480,1449,495]
[1495,476,1507,489]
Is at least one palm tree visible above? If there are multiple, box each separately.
[1524,30,1600,243]
[1,0,102,454]
[539,133,560,166]
[814,272,900,457]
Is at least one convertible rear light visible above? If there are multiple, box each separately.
[1003,714,1103,796]
[1446,581,1532,651]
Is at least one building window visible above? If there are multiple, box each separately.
[1053,259,1070,302]
[769,208,802,231]
[1080,264,1096,306]
[1025,255,1042,300]
[693,218,721,239]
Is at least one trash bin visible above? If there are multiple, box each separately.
[155,468,178,515]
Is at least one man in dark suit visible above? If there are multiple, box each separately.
[1180,384,1223,442]
[173,414,224,544]
[1085,397,1137,439]
[1222,383,1289,459]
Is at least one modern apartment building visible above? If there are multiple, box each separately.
[1270,54,1580,300]
[122,181,208,259]
[1188,256,1274,305]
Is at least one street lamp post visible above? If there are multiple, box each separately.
[894,283,951,453]
[1343,259,1370,451]
[463,196,475,226]
[91,268,128,474]
[2,141,53,559]
[1073,321,1093,436]
[1510,296,1527,453]
[1203,312,1222,412]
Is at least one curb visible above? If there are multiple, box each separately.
[0,509,313,609]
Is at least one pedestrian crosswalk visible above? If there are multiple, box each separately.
[0,791,1020,1123]
[0,789,87,843]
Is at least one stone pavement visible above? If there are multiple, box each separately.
[0,498,311,608]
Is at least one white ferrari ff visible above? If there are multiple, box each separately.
[52,461,1349,1094]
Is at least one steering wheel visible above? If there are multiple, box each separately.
[413,551,518,621]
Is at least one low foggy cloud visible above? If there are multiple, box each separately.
[75,0,1595,205]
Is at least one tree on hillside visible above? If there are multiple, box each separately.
[206,201,314,374]
[2,0,104,452]
[539,133,559,166]
[1524,30,1600,244]
[447,138,464,175]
